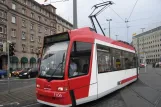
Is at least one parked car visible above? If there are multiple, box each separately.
[0,70,7,78]
[12,68,23,77]
[19,68,38,79]
[140,63,146,68]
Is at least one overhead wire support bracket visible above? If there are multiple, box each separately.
[89,1,114,36]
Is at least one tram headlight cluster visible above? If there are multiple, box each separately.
[58,87,68,91]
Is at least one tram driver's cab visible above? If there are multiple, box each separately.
[68,41,92,78]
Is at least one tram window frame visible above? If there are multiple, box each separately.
[111,48,123,71]
[122,51,137,69]
[68,41,92,78]
[97,44,137,74]
[97,44,111,73]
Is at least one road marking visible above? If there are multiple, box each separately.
[21,102,39,107]
[2,102,20,106]
[0,83,7,84]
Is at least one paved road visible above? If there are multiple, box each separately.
[28,66,161,107]
[0,77,36,93]
[1,66,161,107]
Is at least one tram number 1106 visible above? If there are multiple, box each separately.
[54,92,63,98]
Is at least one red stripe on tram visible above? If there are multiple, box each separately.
[120,75,137,84]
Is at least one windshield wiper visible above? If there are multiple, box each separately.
[47,53,65,82]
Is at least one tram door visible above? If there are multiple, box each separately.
[68,41,97,105]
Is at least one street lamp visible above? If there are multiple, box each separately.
[115,35,118,40]
[140,28,146,72]
[106,19,112,38]
[49,0,77,29]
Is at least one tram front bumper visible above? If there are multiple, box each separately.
[36,88,72,106]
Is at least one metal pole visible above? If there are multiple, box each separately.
[109,20,110,38]
[141,28,146,72]
[125,18,129,42]
[107,19,112,38]
[115,35,118,40]
[7,42,10,93]
[73,0,77,29]
[137,37,140,70]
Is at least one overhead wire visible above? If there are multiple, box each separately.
[109,6,125,22]
[128,0,139,21]
[102,20,161,29]
[50,0,69,4]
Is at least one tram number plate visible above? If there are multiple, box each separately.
[54,93,62,98]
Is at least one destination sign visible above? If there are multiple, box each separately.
[44,33,69,45]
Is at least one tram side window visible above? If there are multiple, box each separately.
[97,44,111,73]
[68,41,92,78]
[123,51,137,69]
[111,48,123,71]
[97,50,111,73]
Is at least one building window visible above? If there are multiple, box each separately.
[12,3,16,10]
[31,47,34,53]
[0,26,3,33]
[45,27,47,32]
[50,30,53,34]
[38,36,41,43]
[38,26,41,32]
[51,23,53,26]
[32,3,35,9]
[0,11,3,17]
[30,23,34,30]
[31,34,34,41]
[12,16,16,23]
[22,31,25,39]
[1,0,5,3]
[31,12,34,18]
[11,29,16,37]
[22,20,25,27]
[58,25,60,31]
[24,0,27,4]
[22,44,25,52]
[38,16,41,21]
[44,18,47,23]
[22,8,25,14]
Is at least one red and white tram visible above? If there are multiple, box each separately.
[36,27,138,107]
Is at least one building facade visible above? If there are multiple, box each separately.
[0,0,73,70]
[0,0,8,70]
[56,15,73,33]
[132,26,161,64]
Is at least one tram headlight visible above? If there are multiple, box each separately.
[58,87,68,91]
[36,84,40,88]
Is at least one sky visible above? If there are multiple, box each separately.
[36,0,161,43]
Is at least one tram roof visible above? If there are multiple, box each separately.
[68,27,135,51]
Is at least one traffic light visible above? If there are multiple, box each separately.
[0,42,3,52]
[9,43,15,56]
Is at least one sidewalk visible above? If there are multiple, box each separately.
[121,66,161,107]
[0,85,37,107]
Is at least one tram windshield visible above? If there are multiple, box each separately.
[39,41,69,79]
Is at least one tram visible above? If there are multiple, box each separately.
[36,27,138,107]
